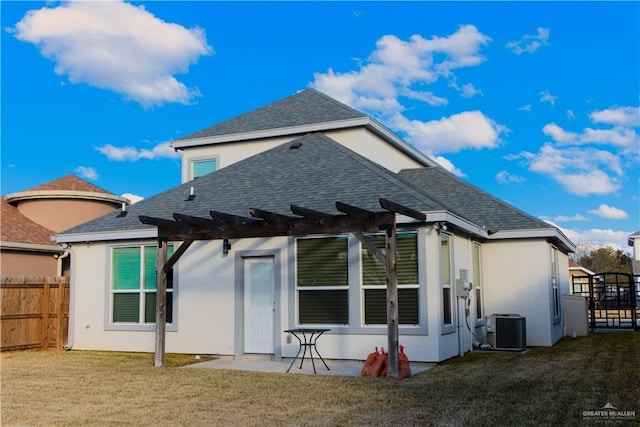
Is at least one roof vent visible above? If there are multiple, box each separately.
[289,142,302,149]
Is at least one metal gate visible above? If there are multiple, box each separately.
[571,272,639,330]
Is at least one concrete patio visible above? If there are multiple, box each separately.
[185,355,434,377]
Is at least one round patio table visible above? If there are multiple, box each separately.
[284,328,331,374]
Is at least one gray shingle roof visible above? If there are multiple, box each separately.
[179,89,366,140]
[59,134,443,237]
[398,167,552,232]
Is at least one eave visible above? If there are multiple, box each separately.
[488,228,576,253]
[55,228,158,244]
[6,190,129,205]
[0,241,60,253]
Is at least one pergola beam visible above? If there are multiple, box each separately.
[209,210,259,225]
[379,198,426,222]
[290,205,332,219]
[249,208,297,222]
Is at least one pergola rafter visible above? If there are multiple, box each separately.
[139,198,427,377]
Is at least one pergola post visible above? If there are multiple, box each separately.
[154,240,168,367]
[385,222,399,378]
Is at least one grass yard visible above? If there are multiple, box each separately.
[1,332,638,426]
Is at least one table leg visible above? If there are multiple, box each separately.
[310,332,330,371]
[286,332,303,373]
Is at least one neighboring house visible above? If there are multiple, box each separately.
[568,260,595,290]
[1,175,128,276]
[628,231,640,275]
[56,89,575,363]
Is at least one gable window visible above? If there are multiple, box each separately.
[362,232,419,325]
[472,243,484,323]
[440,233,453,328]
[296,236,348,325]
[111,245,174,324]
[550,245,560,322]
[191,158,217,179]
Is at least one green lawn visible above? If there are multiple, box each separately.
[1,332,638,426]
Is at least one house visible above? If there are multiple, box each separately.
[568,260,595,293]
[628,231,640,276]
[56,89,575,363]
[1,175,128,276]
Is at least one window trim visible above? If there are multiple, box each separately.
[472,242,485,326]
[360,231,419,326]
[104,242,178,332]
[550,244,561,324]
[440,232,456,334]
[295,235,349,326]
[291,230,428,336]
[188,155,219,180]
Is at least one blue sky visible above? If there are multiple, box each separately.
[2,1,639,251]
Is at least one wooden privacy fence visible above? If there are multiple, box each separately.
[1,276,70,351]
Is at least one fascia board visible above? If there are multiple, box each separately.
[569,266,596,276]
[0,241,60,253]
[364,118,439,167]
[424,210,490,238]
[489,228,577,253]
[170,117,372,149]
[56,229,158,244]
[6,190,129,205]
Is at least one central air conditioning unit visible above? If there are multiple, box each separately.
[490,314,527,351]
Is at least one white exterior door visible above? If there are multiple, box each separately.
[244,257,275,354]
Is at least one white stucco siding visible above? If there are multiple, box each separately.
[166,240,237,354]
[482,239,565,347]
[322,128,425,172]
[68,226,498,362]
[180,127,425,183]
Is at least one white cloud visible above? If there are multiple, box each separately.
[401,88,449,106]
[121,193,144,204]
[495,170,525,184]
[12,1,213,107]
[517,104,532,112]
[589,204,628,219]
[542,123,579,143]
[506,27,550,55]
[550,214,588,223]
[544,123,639,150]
[555,170,620,196]
[590,106,640,127]
[448,80,483,98]
[312,25,492,108]
[74,166,98,180]
[559,227,634,252]
[433,156,466,177]
[515,143,622,196]
[96,142,179,161]
[310,25,505,155]
[540,90,558,106]
[391,110,505,154]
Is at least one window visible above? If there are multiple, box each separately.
[551,245,560,321]
[191,158,217,179]
[111,245,174,324]
[362,232,418,325]
[440,234,453,327]
[472,243,484,323]
[296,237,348,325]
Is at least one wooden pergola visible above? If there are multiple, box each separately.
[139,198,426,378]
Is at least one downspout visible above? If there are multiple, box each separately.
[55,245,74,351]
[55,248,70,276]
